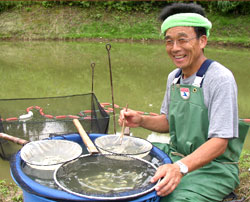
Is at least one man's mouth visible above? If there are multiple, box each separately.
[174,55,186,59]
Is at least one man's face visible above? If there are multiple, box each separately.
[165,26,206,71]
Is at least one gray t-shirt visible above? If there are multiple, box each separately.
[160,61,238,139]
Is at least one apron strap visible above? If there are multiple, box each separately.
[193,59,214,87]
[172,59,214,87]
[172,69,182,85]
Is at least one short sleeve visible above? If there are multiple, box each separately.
[203,62,238,139]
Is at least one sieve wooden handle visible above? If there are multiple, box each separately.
[0,132,29,146]
[73,119,99,154]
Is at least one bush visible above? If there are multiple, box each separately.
[0,1,249,15]
[198,1,250,15]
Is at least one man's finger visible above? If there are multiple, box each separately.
[151,164,169,183]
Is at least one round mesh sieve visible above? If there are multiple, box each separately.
[21,140,82,170]
[94,135,153,159]
[54,154,159,200]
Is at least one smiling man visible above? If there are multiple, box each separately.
[119,3,240,202]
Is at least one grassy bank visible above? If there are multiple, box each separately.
[237,150,250,201]
[0,180,22,202]
[0,5,249,47]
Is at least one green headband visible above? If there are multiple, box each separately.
[161,13,212,37]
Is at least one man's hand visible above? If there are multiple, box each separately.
[151,163,183,196]
[119,108,142,128]
[151,138,229,197]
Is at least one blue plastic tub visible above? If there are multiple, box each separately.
[11,133,172,202]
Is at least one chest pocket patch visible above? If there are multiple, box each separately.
[180,87,190,100]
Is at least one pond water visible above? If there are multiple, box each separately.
[0,41,249,183]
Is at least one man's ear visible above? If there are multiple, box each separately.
[199,35,208,49]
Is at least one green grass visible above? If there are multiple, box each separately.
[0,5,249,47]
[0,180,23,202]
[236,150,250,201]
[207,13,250,47]
[0,180,9,196]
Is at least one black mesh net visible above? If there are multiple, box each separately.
[0,93,109,160]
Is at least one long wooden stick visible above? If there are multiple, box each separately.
[73,119,99,154]
[0,133,28,146]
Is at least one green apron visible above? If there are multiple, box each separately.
[154,60,249,202]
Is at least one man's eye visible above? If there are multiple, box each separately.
[166,40,173,44]
[178,38,187,43]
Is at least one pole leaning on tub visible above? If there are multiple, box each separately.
[73,119,99,154]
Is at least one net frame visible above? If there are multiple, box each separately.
[53,153,160,201]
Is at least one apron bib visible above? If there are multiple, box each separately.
[154,60,243,202]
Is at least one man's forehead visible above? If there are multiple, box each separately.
[165,26,195,37]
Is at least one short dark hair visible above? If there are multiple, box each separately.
[159,3,207,37]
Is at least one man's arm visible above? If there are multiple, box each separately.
[119,109,169,133]
[151,137,228,196]
[140,114,169,133]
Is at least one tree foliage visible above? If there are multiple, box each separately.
[0,1,249,15]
